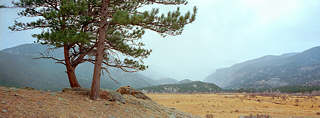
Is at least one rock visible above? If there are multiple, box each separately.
[89,107,95,111]
[105,102,110,106]
[58,97,63,101]
[37,102,42,106]
[14,93,23,98]
[168,114,176,118]
[126,99,139,105]
[100,90,126,104]
[50,92,56,96]
[2,109,7,113]
[108,115,116,118]
[116,101,121,105]
[9,87,18,91]
[116,86,151,100]
[62,88,89,95]
[23,87,35,90]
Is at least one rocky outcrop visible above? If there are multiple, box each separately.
[99,90,126,103]
[116,86,151,100]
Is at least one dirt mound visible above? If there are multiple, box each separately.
[0,86,200,118]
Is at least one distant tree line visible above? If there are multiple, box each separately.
[140,81,222,93]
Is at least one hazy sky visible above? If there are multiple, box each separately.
[1,0,320,81]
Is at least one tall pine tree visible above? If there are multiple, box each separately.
[89,0,197,99]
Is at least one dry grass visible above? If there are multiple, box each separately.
[147,93,320,118]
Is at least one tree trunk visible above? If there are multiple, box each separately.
[90,0,109,100]
[64,45,81,88]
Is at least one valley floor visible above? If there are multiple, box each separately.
[147,93,320,118]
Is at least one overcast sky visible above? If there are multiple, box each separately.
[1,0,320,81]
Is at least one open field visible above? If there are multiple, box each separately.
[147,93,320,118]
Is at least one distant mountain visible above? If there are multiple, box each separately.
[152,78,179,85]
[140,81,221,93]
[1,44,59,57]
[138,67,180,85]
[0,51,74,90]
[138,66,167,80]
[178,79,193,84]
[0,44,160,90]
[205,46,320,89]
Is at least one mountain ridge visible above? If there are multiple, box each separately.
[205,46,320,89]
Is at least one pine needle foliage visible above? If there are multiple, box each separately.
[10,0,197,73]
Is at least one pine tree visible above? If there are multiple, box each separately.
[89,0,197,100]
[10,0,197,100]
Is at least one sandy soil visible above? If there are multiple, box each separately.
[148,93,320,118]
[0,87,199,118]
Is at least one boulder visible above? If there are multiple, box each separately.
[116,86,151,100]
[100,90,126,104]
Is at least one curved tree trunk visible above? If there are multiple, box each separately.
[90,0,109,100]
[64,45,81,88]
